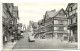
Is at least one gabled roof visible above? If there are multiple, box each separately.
[45,8,65,18]
[54,8,66,17]
[46,10,56,17]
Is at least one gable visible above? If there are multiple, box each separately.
[55,9,66,18]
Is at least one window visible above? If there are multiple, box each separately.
[63,21,67,25]
[72,5,76,10]
[68,19,70,25]
[54,20,58,24]
[54,27,58,30]
[59,27,64,31]
[72,10,76,14]
[69,8,71,12]
[72,17,76,23]
[76,10,77,13]
[64,27,67,30]
[59,20,63,25]
[69,19,71,24]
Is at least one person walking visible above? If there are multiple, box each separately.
[68,36,73,43]
[11,35,14,43]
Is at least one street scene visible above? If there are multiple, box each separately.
[2,2,78,49]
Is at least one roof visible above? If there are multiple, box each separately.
[46,10,56,17]
[33,22,38,26]
[14,6,18,11]
[45,8,65,18]
[38,19,43,24]
[54,8,65,17]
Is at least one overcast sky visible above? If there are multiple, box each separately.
[14,2,68,27]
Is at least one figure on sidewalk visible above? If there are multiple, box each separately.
[11,35,14,43]
[68,36,73,43]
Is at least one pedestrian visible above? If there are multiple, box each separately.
[68,36,73,43]
[61,37,63,42]
[11,35,14,43]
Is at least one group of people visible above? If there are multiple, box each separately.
[11,31,21,43]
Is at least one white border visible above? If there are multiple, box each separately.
[0,1,80,51]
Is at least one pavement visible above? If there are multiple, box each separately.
[3,40,17,50]
[13,34,78,49]
[2,32,78,49]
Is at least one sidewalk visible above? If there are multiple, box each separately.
[61,40,78,45]
[3,41,17,49]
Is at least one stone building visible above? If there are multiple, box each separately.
[65,3,77,42]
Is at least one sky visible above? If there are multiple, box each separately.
[14,2,68,27]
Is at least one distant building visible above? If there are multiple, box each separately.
[27,21,34,36]
[37,19,45,38]
[65,3,77,42]
[32,22,39,37]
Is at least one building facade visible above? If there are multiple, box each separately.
[13,6,19,32]
[2,3,14,44]
[44,10,56,39]
[53,8,68,40]
[36,20,45,39]
[65,3,77,42]
[2,3,19,45]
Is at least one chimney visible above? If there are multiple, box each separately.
[51,9,56,12]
